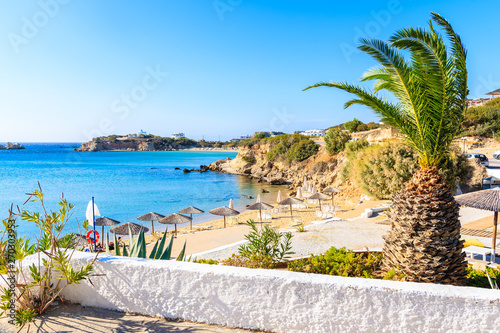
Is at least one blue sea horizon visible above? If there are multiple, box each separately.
[0,143,281,241]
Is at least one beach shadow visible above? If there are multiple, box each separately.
[22,305,240,333]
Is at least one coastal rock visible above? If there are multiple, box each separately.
[261,189,269,193]
[175,167,181,170]
[183,169,191,173]
[138,141,155,151]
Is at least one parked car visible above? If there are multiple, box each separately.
[464,153,489,167]
[493,150,500,160]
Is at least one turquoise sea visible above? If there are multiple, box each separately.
[0,143,280,240]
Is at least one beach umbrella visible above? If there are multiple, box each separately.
[312,184,318,194]
[209,206,240,228]
[323,186,342,205]
[110,222,149,235]
[307,183,313,193]
[277,190,283,203]
[137,212,165,234]
[308,192,330,211]
[256,194,261,203]
[178,206,205,231]
[296,187,303,199]
[159,213,192,236]
[94,217,121,238]
[455,188,500,262]
[279,197,304,219]
[229,199,235,210]
[247,202,274,226]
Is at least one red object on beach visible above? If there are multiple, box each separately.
[86,230,100,244]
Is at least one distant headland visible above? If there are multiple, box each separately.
[0,142,25,150]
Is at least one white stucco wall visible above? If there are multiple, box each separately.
[22,252,500,332]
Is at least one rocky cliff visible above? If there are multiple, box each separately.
[208,141,347,192]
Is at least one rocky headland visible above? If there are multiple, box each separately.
[0,142,25,150]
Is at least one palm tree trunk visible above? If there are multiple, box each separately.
[382,168,467,285]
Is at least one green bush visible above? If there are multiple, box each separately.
[287,247,382,278]
[266,134,319,163]
[196,259,219,265]
[344,139,369,158]
[462,98,500,138]
[344,118,364,133]
[254,132,267,139]
[466,265,500,288]
[324,128,351,155]
[242,155,256,163]
[343,141,471,199]
[224,220,294,269]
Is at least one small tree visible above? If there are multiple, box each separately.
[324,128,351,155]
[344,118,363,133]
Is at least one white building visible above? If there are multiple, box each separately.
[299,129,326,137]
[172,133,185,139]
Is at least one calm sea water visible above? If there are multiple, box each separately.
[0,143,280,240]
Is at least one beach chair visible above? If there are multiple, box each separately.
[229,216,240,225]
[289,218,304,227]
[262,212,272,220]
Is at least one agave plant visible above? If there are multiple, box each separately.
[106,226,188,261]
[305,13,468,284]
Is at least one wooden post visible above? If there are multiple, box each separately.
[492,212,498,263]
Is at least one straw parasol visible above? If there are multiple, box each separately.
[308,192,330,211]
[277,190,283,203]
[110,222,149,236]
[229,199,235,210]
[455,187,500,261]
[323,186,342,205]
[178,206,204,231]
[159,213,191,236]
[296,187,303,199]
[209,206,240,228]
[247,202,274,226]
[94,217,121,238]
[278,197,304,219]
[137,212,165,234]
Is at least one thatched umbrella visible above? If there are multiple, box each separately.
[308,192,331,211]
[323,186,342,205]
[209,206,240,228]
[455,187,500,261]
[178,206,204,231]
[137,212,165,234]
[279,197,304,219]
[159,213,191,236]
[110,222,149,235]
[94,217,121,238]
[247,202,274,226]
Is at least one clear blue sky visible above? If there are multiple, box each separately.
[0,0,498,142]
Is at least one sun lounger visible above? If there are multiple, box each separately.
[463,246,492,261]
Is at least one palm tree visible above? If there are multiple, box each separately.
[304,13,468,285]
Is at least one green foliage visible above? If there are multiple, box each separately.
[265,134,319,163]
[196,259,219,265]
[224,220,294,269]
[462,98,500,138]
[344,139,369,158]
[324,128,351,155]
[0,186,97,329]
[343,141,471,199]
[466,265,500,288]
[287,247,382,278]
[305,13,468,169]
[344,118,364,133]
[383,269,405,280]
[254,132,267,139]
[242,155,256,163]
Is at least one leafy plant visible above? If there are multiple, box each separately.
[466,265,500,288]
[324,128,351,155]
[224,220,294,269]
[265,134,319,163]
[287,247,382,278]
[242,155,256,163]
[295,225,306,233]
[195,258,219,265]
[344,118,364,133]
[0,185,97,330]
